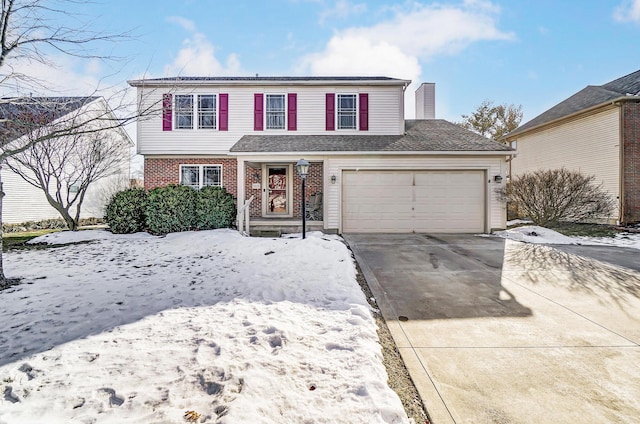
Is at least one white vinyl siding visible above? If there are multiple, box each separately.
[136,85,404,155]
[510,107,621,218]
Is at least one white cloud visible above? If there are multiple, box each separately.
[298,1,513,118]
[1,55,103,97]
[319,0,367,24]
[164,16,244,77]
[614,0,640,22]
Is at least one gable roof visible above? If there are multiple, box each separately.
[0,97,99,142]
[230,119,514,154]
[507,69,640,138]
[128,76,410,87]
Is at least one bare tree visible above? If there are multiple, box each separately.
[458,100,523,142]
[0,0,160,287]
[6,99,131,230]
[504,168,614,227]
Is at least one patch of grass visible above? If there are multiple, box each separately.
[3,229,60,251]
[549,222,618,238]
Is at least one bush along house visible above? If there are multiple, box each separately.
[128,76,515,235]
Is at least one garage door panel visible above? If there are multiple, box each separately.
[342,170,485,233]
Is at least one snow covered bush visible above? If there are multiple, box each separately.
[505,168,613,226]
[105,188,148,234]
[146,185,197,235]
[195,186,236,230]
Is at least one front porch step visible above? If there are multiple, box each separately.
[248,220,325,236]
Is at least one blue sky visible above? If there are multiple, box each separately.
[8,0,640,124]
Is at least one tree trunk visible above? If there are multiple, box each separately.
[0,165,5,285]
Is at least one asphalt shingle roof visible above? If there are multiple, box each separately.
[230,119,513,153]
[508,69,640,137]
[0,97,99,142]
[131,76,404,83]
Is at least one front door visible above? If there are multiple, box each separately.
[265,165,290,216]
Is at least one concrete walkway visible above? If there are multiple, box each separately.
[344,234,640,424]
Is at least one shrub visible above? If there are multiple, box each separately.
[505,168,613,226]
[196,186,236,230]
[146,184,197,235]
[105,188,148,234]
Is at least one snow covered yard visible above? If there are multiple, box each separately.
[0,230,409,424]
[494,224,640,249]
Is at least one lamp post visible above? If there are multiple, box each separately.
[295,159,309,239]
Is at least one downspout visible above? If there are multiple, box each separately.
[617,101,625,225]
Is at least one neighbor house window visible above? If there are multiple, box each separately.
[180,165,222,189]
[337,94,357,129]
[266,94,285,129]
[198,95,216,129]
[175,95,194,129]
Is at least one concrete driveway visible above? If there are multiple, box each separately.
[344,234,640,424]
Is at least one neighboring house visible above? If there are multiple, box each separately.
[506,69,640,224]
[128,76,514,234]
[0,97,132,224]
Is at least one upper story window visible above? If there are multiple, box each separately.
[175,95,194,129]
[180,164,222,189]
[175,94,218,130]
[266,94,285,129]
[337,94,357,129]
[198,95,217,129]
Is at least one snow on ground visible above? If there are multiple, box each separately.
[493,225,578,244]
[1,230,409,424]
[494,225,640,250]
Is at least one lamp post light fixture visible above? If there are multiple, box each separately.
[295,159,310,239]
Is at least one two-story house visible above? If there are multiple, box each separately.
[129,76,514,234]
[506,69,640,224]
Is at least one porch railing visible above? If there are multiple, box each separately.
[236,195,255,236]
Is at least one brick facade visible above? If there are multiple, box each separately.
[243,162,323,219]
[144,157,238,199]
[623,102,640,223]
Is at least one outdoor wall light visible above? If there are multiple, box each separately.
[494,175,503,183]
[330,175,337,184]
[295,159,310,239]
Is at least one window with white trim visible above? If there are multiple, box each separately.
[180,165,222,189]
[266,94,285,129]
[175,95,194,129]
[337,94,357,129]
[198,95,216,129]
[175,94,218,130]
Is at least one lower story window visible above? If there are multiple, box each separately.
[180,165,222,189]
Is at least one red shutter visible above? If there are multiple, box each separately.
[326,93,335,131]
[359,93,368,131]
[219,93,228,131]
[287,93,297,131]
[162,93,172,131]
[254,93,263,131]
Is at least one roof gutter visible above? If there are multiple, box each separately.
[128,79,412,88]
[504,95,640,140]
[230,150,516,156]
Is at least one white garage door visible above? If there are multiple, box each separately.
[342,170,485,233]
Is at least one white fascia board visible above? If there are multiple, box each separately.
[128,79,411,88]
[230,150,516,156]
